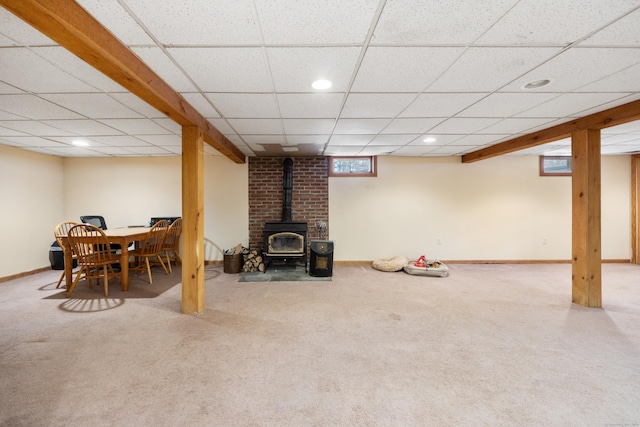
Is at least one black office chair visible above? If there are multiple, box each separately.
[80,215,122,251]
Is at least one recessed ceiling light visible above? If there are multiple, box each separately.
[522,79,552,90]
[312,79,332,90]
[423,136,437,143]
[72,139,89,147]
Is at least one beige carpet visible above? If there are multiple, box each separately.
[1,263,639,426]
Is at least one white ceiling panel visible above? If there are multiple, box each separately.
[352,47,465,92]
[132,47,198,92]
[390,146,433,156]
[429,47,560,92]
[227,118,284,135]
[372,0,518,45]
[429,118,503,134]
[109,93,165,119]
[458,93,559,118]
[206,93,279,119]
[136,134,182,146]
[0,120,75,136]
[286,135,330,145]
[97,118,173,135]
[506,48,640,92]
[516,93,634,118]
[0,136,66,147]
[400,93,489,118]
[168,47,272,92]
[334,119,391,134]
[476,0,639,46]
[0,81,23,94]
[407,135,463,146]
[341,93,416,118]
[328,135,374,146]
[359,145,398,155]
[123,0,262,45]
[40,94,143,119]
[243,135,287,146]
[76,0,155,45]
[0,8,54,45]
[581,7,640,46]
[267,47,361,93]
[324,146,364,156]
[83,135,151,147]
[579,63,640,92]
[0,48,98,93]
[478,118,559,134]
[153,118,181,134]
[0,94,82,120]
[256,0,379,44]
[277,93,344,119]
[368,134,421,145]
[381,118,445,134]
[282,119,335,134]
[40,119,122,136]
[180,93,221,119]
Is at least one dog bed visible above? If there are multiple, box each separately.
[372,256,408,272]
[403,256,449,277]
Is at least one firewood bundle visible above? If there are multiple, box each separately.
[243,250,265,273]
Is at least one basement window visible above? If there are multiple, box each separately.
[329,156,377,177]
[539,156,572,176]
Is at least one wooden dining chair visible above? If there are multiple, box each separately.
[129,220,169,284]
[53,221,82,288]
[66,223,121,297]
[161,218,182,273]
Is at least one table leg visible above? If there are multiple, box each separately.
[120,244,130,291]
[64,247,73,293]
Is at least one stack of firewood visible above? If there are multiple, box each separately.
[243,249,265,273]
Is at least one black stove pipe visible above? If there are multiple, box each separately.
[282,157,293,222]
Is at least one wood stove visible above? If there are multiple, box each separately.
[263,158,308,270]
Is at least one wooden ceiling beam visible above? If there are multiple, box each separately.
[1,0,245,164]
[462,98,640,163]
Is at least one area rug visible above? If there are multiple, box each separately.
[239,266,331,282]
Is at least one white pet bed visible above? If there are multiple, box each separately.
[403,258,449,277]
[372,256,408,272]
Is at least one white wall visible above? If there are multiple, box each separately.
[329,155,630,262]
[0,145,64,277]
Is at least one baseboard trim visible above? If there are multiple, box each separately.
[335,259,631,265]
[0,266,51,283]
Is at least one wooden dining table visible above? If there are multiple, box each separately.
[62,226,151,295]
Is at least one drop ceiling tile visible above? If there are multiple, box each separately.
[352,47,464,92]
[207,119,236,134]
[243,135,287,145]
[515,93,633,118]
[267,47,361,92]
[0,136,67,147]
[369,134,421,145]
[429,47,560,92]
[206,93,279,119]
[0,48,98,93]
[41,119,123,136]
[601,145,639,155]
[328,135,374,146]
[92,146,145,156]
[132,47,198,92]
[33,146,107,157]
[153,118,181,134]
[580,7,640,46]
[76,0,156,44]
[123,145,174,156]
[123,0,262,45]
[0,110,25,120]
[407,135,463,146]
[98,118,171,134]
[0,95,83,120]
[0,121,75,136]
[458,93,560,117]
[286,135,330,145]
[430,145,476,155]
[40,94,143,119]
[390,146,434,156]
[579,63,640,92]
[136,134,182,146]
[110,93,165,118]
[400,93,488,118]
[604,121,640,134]
[0,9,55,45]
[476,0,638,45]
[227,118,283,135]
[0,34,14,47]
[324,146,364,156]
[429,118,503,134]
[334,119,391,134]
[180,93,221,118]
[277,93,344,119]
[86,135,150,147]
[341,94,416,118]
[256,0,378,44]
[359,145,398,155]
[31,47,124,92]
[0,81,23,94]
[0,125,27,137]
[168,47,272,92]
[448,134,507,146]
[572,93,640,117]
[372,0,517,44]
[282,119,335,134]
[478,118,559,134]
[504,48,640,93]
[381,118,445,134]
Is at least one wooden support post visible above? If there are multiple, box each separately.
[181,126,205,314]
[632,155,640,264]
[571,129,602,308]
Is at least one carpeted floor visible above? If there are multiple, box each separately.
[1,263,639,426]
